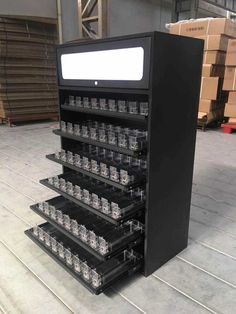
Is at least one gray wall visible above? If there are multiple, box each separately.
[108,0,172,37]
[0,0,57,18]
[61,0,79,42]
[0,0,173,41]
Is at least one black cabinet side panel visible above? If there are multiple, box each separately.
[144,32,203,276]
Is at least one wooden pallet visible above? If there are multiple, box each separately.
[0,113,58,127]
[197,118,222,131]
[221,123,236,134]
[197,109,226,131]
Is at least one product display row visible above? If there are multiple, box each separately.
[34,196,143,257]
[45,173,145,220]
[60,120,147,151]
[65,96,149,116]
[52,145,146,186]
[28,223,142,292]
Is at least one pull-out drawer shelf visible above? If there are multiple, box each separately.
[25,223,142,294]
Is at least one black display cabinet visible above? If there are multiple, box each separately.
[25,32,203,294]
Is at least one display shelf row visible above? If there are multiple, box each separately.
[53,129,146,157]
[47,153,145,191]
[44,173,145,219]
[60,120,147,151]
[40,178,144,225]
[59,85,150,95]
[61,104,147,121]
[31,196,143,260]
[61,95,148,120]
[65,96,148,116]
[25,223,142,294]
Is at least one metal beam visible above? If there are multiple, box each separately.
[78,0,107,39]
[98,0,107,38]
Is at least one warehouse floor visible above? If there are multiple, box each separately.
[0,122,236,314]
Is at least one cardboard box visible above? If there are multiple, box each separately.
[203,51,226,65]
[224,103,236,117]
[225,39,236,66]
[202,64,225,77]
[197,35,230,51]
[228,91,236,104]
[223,67,236,91]
[199,99,217,113]
[198,99,225,113]
[200,77,219,100]
[169,18,236,37]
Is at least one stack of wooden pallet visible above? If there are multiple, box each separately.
[0,16,58,125]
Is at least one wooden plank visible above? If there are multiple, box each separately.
[0,42,56,51]
[0,84,57,91]
[0,51,56,59]
[0,31,57,43]
[0,104,57,112]
[0,78,57,84]
[0,93,58,101]
[0,100,57,108]
[0,67,56,76]
[0,15,57,25]
[0,59,56,67]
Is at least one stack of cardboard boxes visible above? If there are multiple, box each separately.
[168,18,236,126]
[223,39,236,123]
[0,17,58,125]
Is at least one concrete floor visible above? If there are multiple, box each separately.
[0,122,236,314]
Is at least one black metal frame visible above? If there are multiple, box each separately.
[26,32,203,291]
